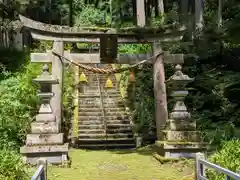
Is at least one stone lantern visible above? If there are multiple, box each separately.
[168,64,194,121]
[20,64,68,165]
[34,64,58,125]
[156,64,206,158]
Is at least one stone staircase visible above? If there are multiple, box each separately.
[76,65,135,149]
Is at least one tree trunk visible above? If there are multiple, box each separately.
[136,0,146,27]
[158,0,164,14]
[179,0,188,25]
[69,0,73,27]
[195,0,204,29]
[217,0,222,28]
[132,0,137,25]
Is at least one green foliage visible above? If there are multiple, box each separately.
[127,64,155,136]
[0,63,40,150]
[207,139,240,180]
[118,44,151,54]
[75,4,109,26]
[0,149,29,180]
[62,64,75,142]
[117,44,154,137]
[0,48,29,79]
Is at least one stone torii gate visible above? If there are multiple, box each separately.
[19,2,205,164]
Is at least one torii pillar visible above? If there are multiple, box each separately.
[136,0,168,140]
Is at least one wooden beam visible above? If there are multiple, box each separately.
[31,52,184,64]
[20,15,185,37]
[31,31,184,43]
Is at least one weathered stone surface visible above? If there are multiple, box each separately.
[26,133,64,145]
[36,113,56,122]
[79,98,123,105]
[22,152,68,165]
[170,111,191,120]
[155,141,207,149]
[155,141,207,158]
[161,130,199,142]
[38,103,53,114]
[20,143,68,153]
[31,122,59,133]
[167,120,196,130]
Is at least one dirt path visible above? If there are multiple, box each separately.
[47,147,194,180]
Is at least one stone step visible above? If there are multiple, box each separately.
[78,103,125,108]
[106,127,133,133]
[78,119,131,125]
[79,124,104,129]
[78,116,129,121]
[80,81,117,84]
[79,129,105,134]
[78,111,127,116]
[78,124,132,130]
[79,89,120,93]
[83,77,117,81]
[79,107,126,112]
[77,137,135,141]
[74,136,135,149]
[78,133,133,139]
[107,124,132,128]
[76,143,135,149]
[79,84,117,88]
[78,120,102,125]
[79,99,124,105]
[31,122,59,134]
[80,88,120,93]
[79,91,121,96]
[79,94,121,98]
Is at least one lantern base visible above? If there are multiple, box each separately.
[20,143,69,165]
[155,141,208,159]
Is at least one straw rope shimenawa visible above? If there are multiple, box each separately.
[52,51,164,74]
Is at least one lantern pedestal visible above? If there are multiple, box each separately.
[155,65,207,158]
[20,65,69,165]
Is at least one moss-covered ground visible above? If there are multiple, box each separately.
[31,146,195,180]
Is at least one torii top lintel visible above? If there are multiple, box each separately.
[19,15,186,43]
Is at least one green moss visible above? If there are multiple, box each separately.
[41,148,194,180]
[153,153,180,164]
[75,23,185,34]
[156,141,207,145]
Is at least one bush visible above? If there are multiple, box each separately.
[0,63,40,150]
[0,149,29,180]
[207,139,240,180]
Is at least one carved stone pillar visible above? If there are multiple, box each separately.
[155,64,206,158]
[20,64,68,165]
